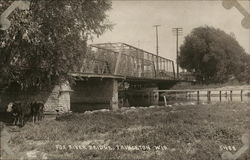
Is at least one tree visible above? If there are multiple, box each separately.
[236,54,250,84]
[0,0,112,90]
[179,26,247,84]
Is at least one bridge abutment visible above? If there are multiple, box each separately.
[70,78,119,112]
[110,79,119,110]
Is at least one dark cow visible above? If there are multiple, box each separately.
[30,102,44,122]
[7,101,31,127]
[7,102,20,125]
[6,101,45,127]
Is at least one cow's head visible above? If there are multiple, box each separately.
[6,102,14,112]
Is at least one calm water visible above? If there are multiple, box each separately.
[128,90,250,106]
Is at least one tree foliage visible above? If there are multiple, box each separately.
[179,26,248,83]
[0,0,112,89]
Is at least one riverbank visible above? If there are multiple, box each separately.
[1,102,250,160]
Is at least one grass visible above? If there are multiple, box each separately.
[3,102,250,160]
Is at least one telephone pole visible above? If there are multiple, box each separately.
[172,27,183,79]
[153,25,160,76]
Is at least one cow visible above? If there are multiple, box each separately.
[37,102,44,121]
[6,101,45,127]
[6,101,31,127]
[30,102,44,122]
[6,102,20,125]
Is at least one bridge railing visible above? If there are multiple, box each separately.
[72,43,176,80]
[72,46,118,75]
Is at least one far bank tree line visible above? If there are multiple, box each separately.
[179,26,250,84]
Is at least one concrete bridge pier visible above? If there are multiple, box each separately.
[151,89,159,106]
[58,81,72,112]
[110,79,119,110]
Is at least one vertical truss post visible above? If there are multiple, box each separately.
[172,61,176,79]
[114,47,122,75]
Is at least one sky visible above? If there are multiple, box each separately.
[92,0,250,63]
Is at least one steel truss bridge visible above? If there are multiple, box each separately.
[70,42,194,82]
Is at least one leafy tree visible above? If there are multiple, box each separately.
[0,0,112,90]
[236,54,250,84]
[179,26,247,84]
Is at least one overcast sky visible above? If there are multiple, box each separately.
[92,0,250,63]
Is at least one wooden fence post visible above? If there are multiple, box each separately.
[219,91,222,102]
[240,90,243,102]
[207,90,211,102]
[197,91,200,104]
[230,90,233,101]
[163,96,167,107]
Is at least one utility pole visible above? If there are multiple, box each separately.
[172,27,183,79]
[153,25,160,77]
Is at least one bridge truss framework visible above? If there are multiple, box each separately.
[71,42,179,81]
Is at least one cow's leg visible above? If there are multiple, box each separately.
[34,114,37,123]
[21,116,23,127]
[18,115,22,127]
[40,105,45,120]
[13,115,19,125]
[15,117,19,125]
[38,113,43,121]
[32,115,35,123]
[20,114,24,127]
[16,117,20,125]
[12,117,16,125]
[38,112,41,121]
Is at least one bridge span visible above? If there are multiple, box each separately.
[71,42,176,80]
[68,43,194,112]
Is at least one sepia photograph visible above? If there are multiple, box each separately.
[0,0,250,159]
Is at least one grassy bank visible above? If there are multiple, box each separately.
[3,102,250,160]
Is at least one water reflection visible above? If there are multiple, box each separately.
[127,90,250,107]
